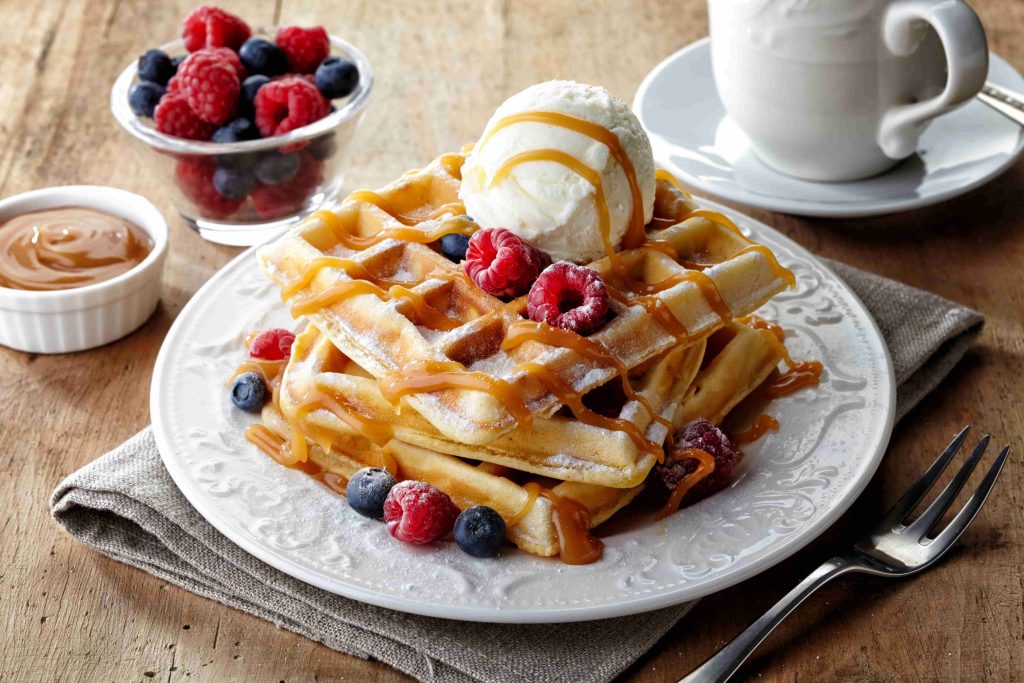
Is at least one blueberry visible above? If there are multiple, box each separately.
[137,49,175,85]
[170,55,186,73]
[239,38,289,76]
[255,152,300,185]
[238,74,271,119]
[346,467,398,520]
[212,118,258,143]
[440,233,470,262]
[308,133,337,161]
[315,57,359,99]
[128,82,165,118]
[216,151,258,171]
[213,166,256,200]
[230,372,268,413]
[453,506,506,558]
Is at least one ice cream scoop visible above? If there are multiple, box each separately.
[459,80,656,264]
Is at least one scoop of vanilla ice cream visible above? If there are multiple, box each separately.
[459,80,656,264]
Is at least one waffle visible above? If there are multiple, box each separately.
[253,318,784,557]
[258,404,643,557]
[277,324,707,488]
[258,153,794,446]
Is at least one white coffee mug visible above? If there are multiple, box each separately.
[708,0,989,181]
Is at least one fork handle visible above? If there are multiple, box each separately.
[678,556,860,683]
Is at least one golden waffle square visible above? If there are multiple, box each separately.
[277,324,707,488]
[259,153,794,446]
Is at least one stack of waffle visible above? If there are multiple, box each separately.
[253,151,791,559]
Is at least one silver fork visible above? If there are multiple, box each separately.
[679,427,1010,683]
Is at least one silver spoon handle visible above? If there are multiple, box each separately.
[677,557,859,683]
[977,82,1024,127]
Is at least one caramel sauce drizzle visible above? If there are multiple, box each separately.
[481,110,647,248]
[733,414,780,445]
[738,314,785,343]
[427,200,467,219]
[292,387,395,447]
[508,482,604,564]
[314,209,475,252]
[766,358,824,398]
[280,256,403,301]
[289,278,461,331]
[608,288,690,342]
[439,153,465,180]
[516,361,663,459]
[246,424,292,466]
[641,239,680,260]
[387,284,463,331]
[738,315,823,397]
[491,149,618,268]
[732,245,798,289]
[378,359,534,434]
[246,424,362,496]
[501,320,673,442]
[655,168,692,198]
[290,280,387,317]
[346,190,423,226]
[542,487,604,564]
[655,448,716,520]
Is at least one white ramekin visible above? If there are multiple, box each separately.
[0,186,168,354]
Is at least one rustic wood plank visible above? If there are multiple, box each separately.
[0,1,1020,681]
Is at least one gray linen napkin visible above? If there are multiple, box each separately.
[50,261,982,683]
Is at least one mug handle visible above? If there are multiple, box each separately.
[877,0,988,159]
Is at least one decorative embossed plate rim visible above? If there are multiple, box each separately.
[151,199,895,623]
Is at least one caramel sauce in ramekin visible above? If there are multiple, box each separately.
[0,207,153,291]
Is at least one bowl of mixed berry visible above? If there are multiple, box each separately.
[110,6,373,246]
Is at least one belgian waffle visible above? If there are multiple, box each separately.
[258,405,643,557]
[278,324,707,488]
[254,318,784,558]
[259,153,794,446]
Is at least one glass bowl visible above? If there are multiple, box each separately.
[110,32,373,246]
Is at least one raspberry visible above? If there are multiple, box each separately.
[154,91,215,140]
[208,47,246,79]
[383,481,460,544]
[250,153,324,219]
[249,328,296,360]
[174,157,242,219]
[464,228,545,297]
[182,6,251,52]
[527,261,609,335]
[177,50,241,125]
[654,419,737,501]
[253,76,330,137]
[275,25,330,74]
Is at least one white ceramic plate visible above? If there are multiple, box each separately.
[634,39,1024,218]
[151,200,895,623]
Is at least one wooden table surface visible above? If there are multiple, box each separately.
[2,1,1022,681]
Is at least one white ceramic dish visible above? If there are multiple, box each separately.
[0,186,167,354]
[151,198,895,623]
[634,39,1024,218]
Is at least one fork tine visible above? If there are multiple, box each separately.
[905,435,989,539]
[928,445,1010,554]
[880,426,970,528]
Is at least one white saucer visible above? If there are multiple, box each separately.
[634,38,1024,218]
